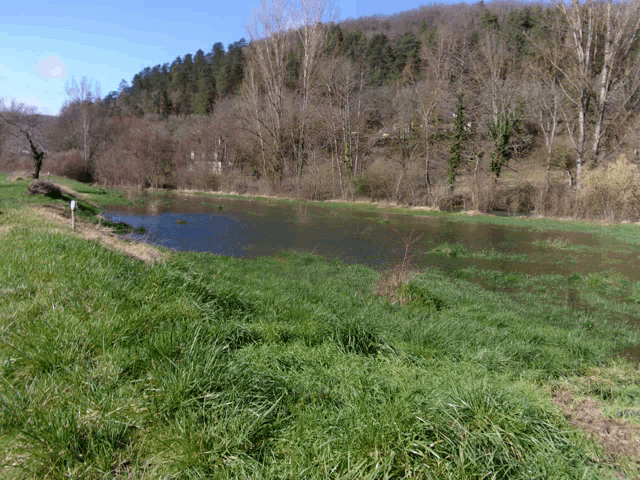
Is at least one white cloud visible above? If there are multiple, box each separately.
[37,55,67,79]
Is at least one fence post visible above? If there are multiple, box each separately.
[70,200,76,231]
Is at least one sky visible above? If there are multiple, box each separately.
[1,0,438,116]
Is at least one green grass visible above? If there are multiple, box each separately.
[428,242,530,261]
[1,177,640,478]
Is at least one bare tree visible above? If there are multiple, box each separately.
[0,99,47,179]
[245,0,336,187]
[123,121,175,189]
[64,76,101,178]
[414,25,456,196]
[317,57,366,198]
[246,0,291,178]
[384,87,422,204]
[474,24,524,179]
[292,0,336,180]
[525,11,568,188]
[237,59,272,177]
[552,0,640,188]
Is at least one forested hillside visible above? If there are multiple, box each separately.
[3,0,640,219]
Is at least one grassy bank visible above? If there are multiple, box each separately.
[1,177,640,478]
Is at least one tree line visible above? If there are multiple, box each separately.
[2,0,640,220]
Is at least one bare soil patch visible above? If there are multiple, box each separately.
[552,388,640,469]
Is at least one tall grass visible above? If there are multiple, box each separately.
[1,180,639,477]
[0,237,636,477]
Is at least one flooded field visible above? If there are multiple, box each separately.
[103,193,640,280]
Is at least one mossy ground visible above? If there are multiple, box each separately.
[1,176,639,478]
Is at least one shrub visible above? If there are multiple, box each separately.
[579,155,640,221]
[356,161,397,201]
[533,182,577,218]
[218,172,259,195]
[299,161,335,200]
[57,149,93,183]
[374,229,423,303]
[467,174,499,213]
[501,182,537,213]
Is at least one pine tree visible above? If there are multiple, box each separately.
[366,34,395,86]
[192,67,215,115]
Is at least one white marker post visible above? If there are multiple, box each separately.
[70,200,76,231]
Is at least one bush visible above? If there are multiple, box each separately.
[501,182,537,213]
[579,155,640,221]
[57,150,93,183]
[299,161,335,200]
[218,172,258,195]
[533,183,577,218]
[467,174,499,213]
[356,161,400,202]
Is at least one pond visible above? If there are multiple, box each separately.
[102,193,640,281]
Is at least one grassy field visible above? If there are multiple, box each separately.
[1,175,640,478]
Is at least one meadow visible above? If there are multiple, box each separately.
[1,175,639,478]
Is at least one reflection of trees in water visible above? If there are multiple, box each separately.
[147,201,160,215]
[357,225,373,236]
[295,204,310,225]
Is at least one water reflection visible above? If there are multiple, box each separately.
[103,194,639,280]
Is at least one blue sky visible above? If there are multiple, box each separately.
[1,0,436,116]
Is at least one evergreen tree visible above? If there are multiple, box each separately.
[503,6,541,59]
[194,49,208,78]
[394,32,420,80]
[217,39,246,96]
[182,53,196,97]
[344,31,366,62]
[192,66,216,114]
[448,95,466,189]
[366,33,395,86]
[118,79,130,95]
[325,25,345,55]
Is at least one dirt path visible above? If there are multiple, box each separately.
[33,203,167,264]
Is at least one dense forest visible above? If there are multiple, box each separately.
[3,0,640,220]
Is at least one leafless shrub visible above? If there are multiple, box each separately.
[502,182,537,214]
[427,183,448,210]
[217,172,264,196]
[299,161,335,200]
[356,161,397,201]
[57,149,93,183]
[374,228,423,304]
[467,174,499,213]
[95,146,134,187]
[578,155,640,221]
[533,182,577,218]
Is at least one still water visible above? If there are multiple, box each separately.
[103,194,639,280]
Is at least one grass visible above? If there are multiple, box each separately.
[428,242,530,261]
[1,176,640,478]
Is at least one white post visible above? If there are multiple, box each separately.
[70,200,76,231]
